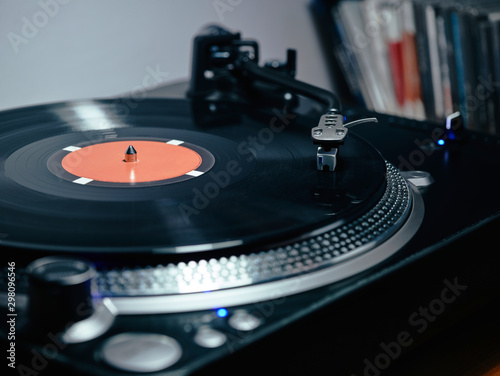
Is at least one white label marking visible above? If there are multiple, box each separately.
[186,170,203,177]
[63,146,81,152]
[73,177,93,185]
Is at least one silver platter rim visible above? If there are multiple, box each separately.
[108,168,424,314]
[0,164,424,315]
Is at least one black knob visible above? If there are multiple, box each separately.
[26,257,96,334]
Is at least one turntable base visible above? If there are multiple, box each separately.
[2,25,500,376]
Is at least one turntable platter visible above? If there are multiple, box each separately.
[0,98,388,254]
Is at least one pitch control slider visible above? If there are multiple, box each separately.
[312,111,378,171]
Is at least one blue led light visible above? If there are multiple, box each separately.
[437,139,445,146]
[216,308,228,318]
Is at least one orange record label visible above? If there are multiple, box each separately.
[62,140,202,183]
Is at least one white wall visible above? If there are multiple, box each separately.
[0,0,334,111]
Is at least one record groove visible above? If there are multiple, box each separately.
[0,99,388,253]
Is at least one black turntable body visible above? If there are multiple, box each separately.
[2,26,500,376]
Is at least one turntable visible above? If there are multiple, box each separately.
[2,26,500,376]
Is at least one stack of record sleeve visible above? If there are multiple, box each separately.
[319,0,500,135]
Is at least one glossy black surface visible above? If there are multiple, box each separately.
[0,99,385,254]
[2,99,500,376]
[350,110,500,256]
[192,110,500,376]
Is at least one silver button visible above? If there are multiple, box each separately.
[101,333,182,372]
[194,326,227,348]
[228,310,261,332]
[401,170,434,187]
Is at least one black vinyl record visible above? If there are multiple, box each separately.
[0,98,386,254]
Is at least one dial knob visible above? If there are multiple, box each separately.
[26,256,96,334]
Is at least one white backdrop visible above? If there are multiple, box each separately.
[0,0,335,111]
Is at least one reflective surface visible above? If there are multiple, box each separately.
[0,98,386,253]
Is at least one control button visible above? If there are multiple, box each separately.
[228,310,261,332]
[26,256,96,334]
[401,170,434,188]
[101,333,182,373]
[194,326,227,348]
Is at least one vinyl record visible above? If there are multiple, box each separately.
[0,98,386,254]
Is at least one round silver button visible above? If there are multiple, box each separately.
[228,310,261,332]
[101,333,182,373]
[401,170,434,187]
[194,326,227,348]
